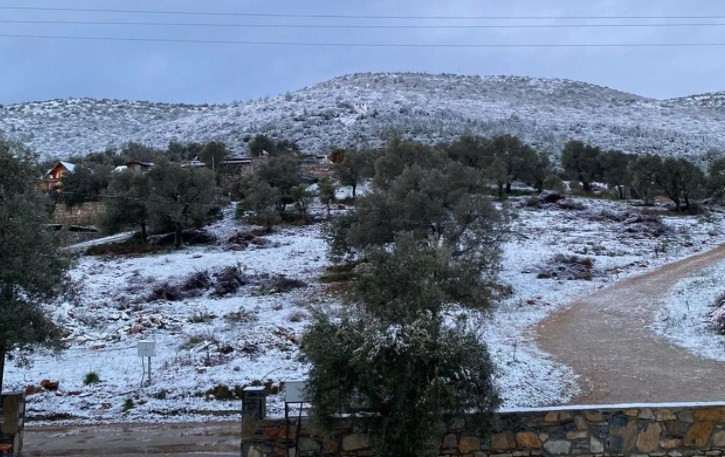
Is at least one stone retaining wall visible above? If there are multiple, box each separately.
[242,402,725,457]
[52,202,105,226]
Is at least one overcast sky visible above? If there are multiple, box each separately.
[2,0,725,105]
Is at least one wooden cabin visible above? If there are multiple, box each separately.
[125,161,153,172]
[219,157,253,172]
[37,161,76,191]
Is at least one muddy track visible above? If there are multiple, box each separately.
[537,244,725,404]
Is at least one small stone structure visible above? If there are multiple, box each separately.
[0,392,25,456]
[242,401,725,457]
[52,202,105,226]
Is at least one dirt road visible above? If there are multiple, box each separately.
[23,422,240,457]
[537,244,725,404]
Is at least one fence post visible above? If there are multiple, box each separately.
[0,392,25,457]
[241,387,267,457]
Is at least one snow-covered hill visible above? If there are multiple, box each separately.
[1,73,725,160]
[669,91,725,111]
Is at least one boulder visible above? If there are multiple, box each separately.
[40,379,59,391]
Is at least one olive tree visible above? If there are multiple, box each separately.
[561,140,602,192]
[146,160,216,247]
[302,234,500,457]
[0,137,69,392]
[103,170,151,241]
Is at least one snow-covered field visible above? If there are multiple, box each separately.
[652,260,725,361]
[6,197,725,424]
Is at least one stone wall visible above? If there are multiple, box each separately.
[52,202,105,226]
[242,402,725,457]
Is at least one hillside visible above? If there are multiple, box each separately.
[1,73,725,160]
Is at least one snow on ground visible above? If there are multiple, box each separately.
[6,213,329,424]
[486,197,725,408]
[652,260,725,361]
[6,198,725,423]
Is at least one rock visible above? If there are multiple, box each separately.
[515,432,541,449]
[297,438,320,452]
[25,385,41,395]
[684,422,714,448]
[624,409,639,417]
[90,342,106,350]
[40,379,59,391]
[559,411,573,421]
[543,439,571,455]
[677,410,695,423]
[127,324,142,334]
[540,191,563,203]
[590,436,604,453]
[342,434,369,451]
[195,367,208,374]
[639,408,654,419]
[442,433,457,449]
[636,422,662,453]
[656,409,677,421]
[712,431,725,447]
[544,411,558,422]
[458,435,481,453]
[661,438,682,449]
[323,439,337,454]
[608,416,638,452]
[584,411,604,422]
[574,415,588,430]
[694,408,725,423]
[101,402,112,410]
[566,431,587,440]
[490,432,515,450]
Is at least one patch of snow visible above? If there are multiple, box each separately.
[652,260,725,361]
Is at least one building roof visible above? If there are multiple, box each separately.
[125,160,154,167]
[220,157,253,165]
[59,161,76,172]
[45,161,76,177]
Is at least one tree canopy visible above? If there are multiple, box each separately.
[0,136,69,392]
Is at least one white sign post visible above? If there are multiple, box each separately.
[138,340,156,386]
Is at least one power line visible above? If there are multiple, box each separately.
[4,34,725,48]
[7,19,725,29]
[2,6,725,20]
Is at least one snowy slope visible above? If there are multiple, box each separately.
[669,91,725,111]
[6,197,725,424]
[2,73,725,160]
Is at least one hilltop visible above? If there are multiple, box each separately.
[1,73,725,159]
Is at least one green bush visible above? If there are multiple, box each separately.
[83,371,101,385]
[122,398,135,412]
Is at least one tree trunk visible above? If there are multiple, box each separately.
[505,181,512,194]
[175,223,183,249]
[0,349,5,395]
[536,179,544,193]
[352,184,357,200]
[618,185,625,200]
[583,181,591,192]
[140,222,148,243]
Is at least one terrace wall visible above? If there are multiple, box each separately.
[242,402,725,457]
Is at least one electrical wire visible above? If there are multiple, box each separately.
[4,34,725,48]
[7,19,725,29]
[2,6,725,21]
